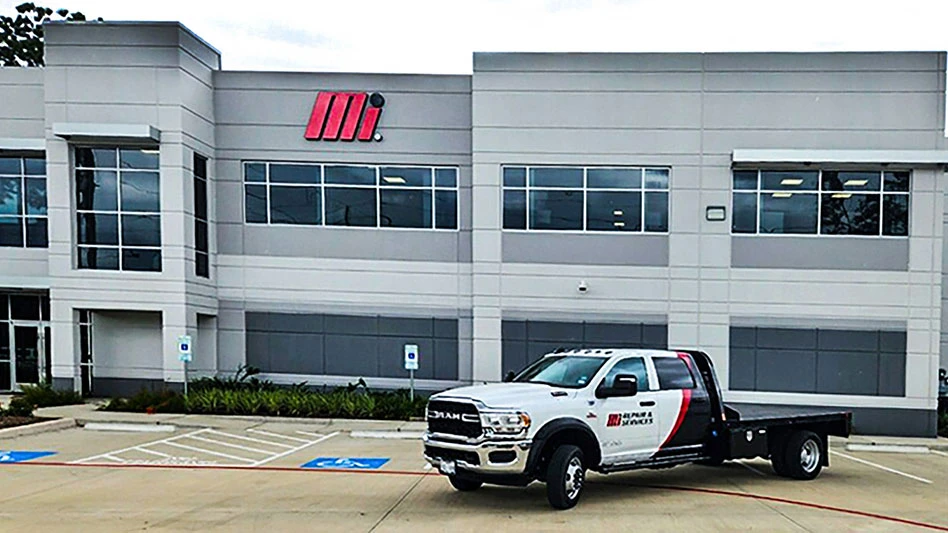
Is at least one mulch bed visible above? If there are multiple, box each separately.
[0,416,43,430]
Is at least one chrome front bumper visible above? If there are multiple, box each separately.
[422,432,532,475]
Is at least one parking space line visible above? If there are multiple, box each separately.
[162,441,256,463]
[135,447,170,458]
[71,429,209,464]
[246,429,311,444]
[101,455,126,463]
[187,435,273,455]
[737,461,766,476]
[932,450,948,458]
[207,430,294,449]
[251,431,339,467]
[295,430,324,438]
[832,450,933,484]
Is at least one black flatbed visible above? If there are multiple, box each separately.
[725,402,852,424]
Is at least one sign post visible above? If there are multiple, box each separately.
[178,335,192,396]
[404,344,419,401]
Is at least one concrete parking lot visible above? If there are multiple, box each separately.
[1,413,946,532]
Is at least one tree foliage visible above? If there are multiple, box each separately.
[1,3,101,67]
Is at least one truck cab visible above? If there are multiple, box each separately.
[423,348,851,509]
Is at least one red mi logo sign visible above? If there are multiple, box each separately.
[304,91,385,142]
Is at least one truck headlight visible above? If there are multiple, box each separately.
[480,410,531,435]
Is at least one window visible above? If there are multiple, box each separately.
[244,162,458,230]
[732,169,909,236]
[502,166,669,232]
[601,357,650,391]
[0,156,47,248]
[512,355,608,389]
[75,147,161,271]
[653,356,696,390]
[194,154,209,278]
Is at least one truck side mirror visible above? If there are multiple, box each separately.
[613,374,638,396]
[503,371,516,383]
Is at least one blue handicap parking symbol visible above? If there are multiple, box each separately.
[301,457,389,470]
[0,451,56,464]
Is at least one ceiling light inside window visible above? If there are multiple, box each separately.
[382,176,406,184]
[613,210,623,216]
[771,192,793,198]
[780,178,803,186]
[831,193,852,199]
[843,179,868,187]
[613,221,625,227]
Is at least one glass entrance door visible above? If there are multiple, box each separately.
[13,325,41,386]
[0,325,10,391]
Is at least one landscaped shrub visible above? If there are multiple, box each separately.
[2,397,35,418]
[190,364,276,393]
[20,382,84,408]
[102,389,186,414]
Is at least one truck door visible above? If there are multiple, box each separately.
[651,353,711,456]
[594,356,660,465]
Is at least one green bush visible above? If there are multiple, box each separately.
[20,382,84,408]
[190,364,276,393]
[3,397,35,418]
[103,389,186,414]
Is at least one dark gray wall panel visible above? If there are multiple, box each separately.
[92,378,182,397]
[730,326,907,397]
[503,233,668,266]
[246,312,459,380]
[756,349,817,393]
[502,319,667,375]
[731,237,909,271]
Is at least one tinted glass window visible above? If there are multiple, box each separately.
[601,357,649,391]
[883,171,910,192]
[503,167,526,187]
[245,163,266,182]
[122,249,162,271]
[380,167,431,187]
[270,186,320,225]
[194,174,207,220]
[821,171,880,192]
[644,192,668,232]
[732,192,757,233]
[25,178,46,215]
[820,194,880,235]
[529,190,583,230]
[10,295,39,321]
[530,167,583,188]
[435,190,457,229]
[244,185,268,223]
[77,213,119,245]
[119,149,159,170]
[380,189,431,228]
[644,168,669,189]
[325,188,376,227]
[503,190,526,229]
[75,147,116,168]
[653,357,696,390]
[588,168,641,189]
[435,168,457,188]
[78,247,119,270]
[76,170,118,211]
[26,218,47,248]
[0,178,20,215]
[733,170,758,190]
[760,193,818,234]
[0,218,23,246]
[325,165,375,185]
[761,171,819,191]
[586,191,641,231]
[120,172,160,212]
[122,215,162,246]
[270,164,320,184]
[882,195,909,236]
[0,158,20,175]
[513,356,608,389]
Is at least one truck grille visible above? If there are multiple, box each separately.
[426,400,482,439]
[424,445,480,466]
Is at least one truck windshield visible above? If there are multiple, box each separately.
[513,356,608,389]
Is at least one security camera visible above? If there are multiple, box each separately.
[577,280,588,293]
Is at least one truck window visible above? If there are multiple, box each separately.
[601,357,649,391]
[653,357,696,390]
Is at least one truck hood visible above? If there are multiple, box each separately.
[432,383,570,408]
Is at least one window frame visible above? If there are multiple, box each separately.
[242,161,460,231]
[193,152,209,279]
[730,168,910,238]
[501,165,671,234]
[74,146,162,272]
[0,155,48,248]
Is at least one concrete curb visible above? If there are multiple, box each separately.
[0,418,77,439]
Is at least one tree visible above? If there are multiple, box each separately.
[1,3,101,67]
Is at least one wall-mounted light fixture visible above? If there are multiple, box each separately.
[706,206,727,222]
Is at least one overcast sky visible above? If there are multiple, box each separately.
[3,0,948,73]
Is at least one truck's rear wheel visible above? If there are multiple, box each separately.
[782,431,823,480]
[770,438,790,476]
[448,475,482,492]
[546,445,586,510]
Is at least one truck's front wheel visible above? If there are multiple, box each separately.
[546,445,586,510]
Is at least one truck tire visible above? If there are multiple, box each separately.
[448,475,482,492]
[546,445,586,510]
[782,431,823,480]
[770,438,790,477]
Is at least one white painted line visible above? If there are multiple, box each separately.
[832,450,933,484]
[350,430,425,440]
[70,429,209,464]
[423,463,432,470]
[932,450,948,458]
[252,431,339,467]
[134,447,171,458]
[101,454,126,463]
[845,444,930,454]
[84,423,176,433]
[737,461,766,477]
[247,428,311,444]
[162,441,256,463]
[186,435,272,455]
[206,429,294,449]
[295,430,325,438]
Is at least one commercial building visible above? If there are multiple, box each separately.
[0,21,945,436]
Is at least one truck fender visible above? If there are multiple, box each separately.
[526,418,602,477]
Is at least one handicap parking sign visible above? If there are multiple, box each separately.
[0,451,56,463]
[301,457,389,470]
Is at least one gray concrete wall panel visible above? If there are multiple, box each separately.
[732,237,909,270]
